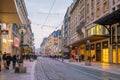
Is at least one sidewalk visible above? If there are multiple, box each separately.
[63,59,120,75]
[0,60,36,80]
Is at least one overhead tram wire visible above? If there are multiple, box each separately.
[54,21,63,30]
[42,0,56,27]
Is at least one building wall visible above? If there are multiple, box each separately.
[70,1,81,45]
[14,0,29,24]
[67,0,120,64]
[84,0,120,64]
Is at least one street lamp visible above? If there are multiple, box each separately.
[16,25,27,73]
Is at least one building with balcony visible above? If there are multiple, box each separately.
[66,0,120,64]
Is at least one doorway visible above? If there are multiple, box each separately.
[96,43,101,62]
[96,50,101,61]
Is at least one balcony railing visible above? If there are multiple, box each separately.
[76,20,85,32]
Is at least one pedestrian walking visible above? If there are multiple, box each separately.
[61,54,64,62]
[12,54,17,69]
[6,53,12,70]
[75,55,79,62]
[92,55,95,62]
[16,54,20,63]
[0,51,2,71]
[81,54,84,61]
[79,55,81,62]
[2,52,7,69]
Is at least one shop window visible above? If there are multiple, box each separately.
[102,49,109,63]
[85,51,89,60]
[118,48,120,63]
[112,49,116,63]
[80,49,84,55]
[91,50,95,57]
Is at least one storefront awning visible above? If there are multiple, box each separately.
[0,0,21,24]
[94,9,120,25]
[72,35,109,47]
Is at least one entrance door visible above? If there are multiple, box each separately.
[96,43,101,62]
[96,50,101,61]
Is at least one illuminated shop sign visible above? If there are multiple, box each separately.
[13,37,19,47]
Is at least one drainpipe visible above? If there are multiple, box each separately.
[109,25,113,63]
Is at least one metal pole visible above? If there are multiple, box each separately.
[110,26,113,63]
[20,31,24,63]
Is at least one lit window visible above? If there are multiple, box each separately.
[103,1,108,13]
[97,7,100,17]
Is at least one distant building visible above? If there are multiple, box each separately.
[40,30,61,55]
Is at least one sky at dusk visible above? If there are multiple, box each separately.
[24,0,73,48]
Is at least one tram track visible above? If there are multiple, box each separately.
[36,58,66,80]
[35,58,120,80]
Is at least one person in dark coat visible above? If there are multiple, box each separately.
[12,54,17,69]
[2,52,7,69]
[6,53,12,70]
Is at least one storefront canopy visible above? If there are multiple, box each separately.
[94,9,120,25]
[0,0,21,24]
[72,35,109,47]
